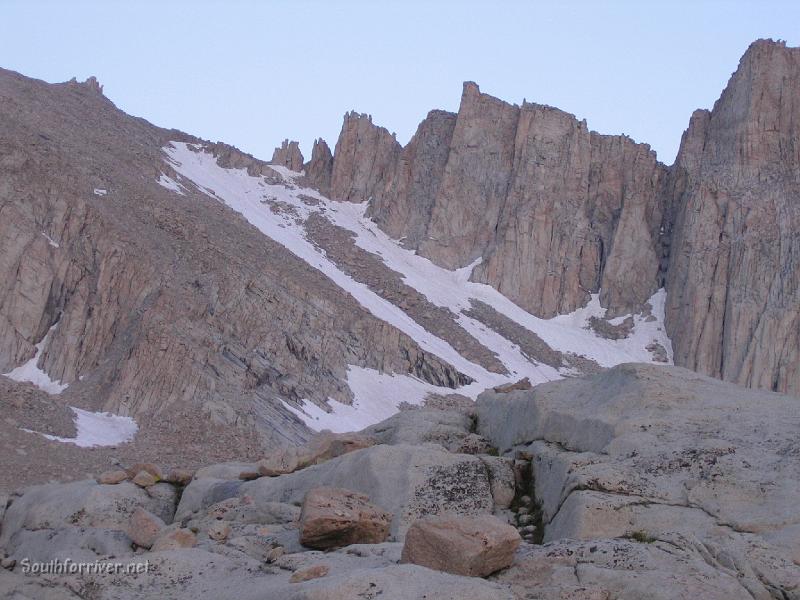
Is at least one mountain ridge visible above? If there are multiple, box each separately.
[299,38,799,396]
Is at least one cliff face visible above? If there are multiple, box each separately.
[366,109,456,249]
[329,112,401,203]
[329,83,668,319]
[665,40,800,394]
[472,102,667,318]
[314,40,799,395]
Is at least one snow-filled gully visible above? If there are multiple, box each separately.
[163,141,674,433]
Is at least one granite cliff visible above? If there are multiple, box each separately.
[306,39,799,395]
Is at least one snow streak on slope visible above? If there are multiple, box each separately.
[24,407,138,448]
[282,366,452,433]
[3,323,68,394]
[163,142,674,432]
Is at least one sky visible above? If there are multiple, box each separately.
[1,1,798,165]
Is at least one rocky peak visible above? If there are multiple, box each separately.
[270,138,304,172]
[329,111,401,202]
[67,75,104,95]
[664,37,800,395]
[365,109,457,246]
[303,138,333,196]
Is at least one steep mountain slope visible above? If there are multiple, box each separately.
[305,39,800,395]
[0,67,672,480]
[0,70,478,472]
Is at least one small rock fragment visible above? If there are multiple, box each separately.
[151,527,197,551]
[128,507,165,549]
[289,564,330,583]
[163,468,194,486]
[132,470,158,488]
[96,470,129,485]
[208,521,231,542]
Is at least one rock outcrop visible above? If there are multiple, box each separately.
[476,363,800,597]
[366,109,457,248]
[270,138,304,171]
[664,40,800,395]
[303,138,333,195]
[329,112,401,203]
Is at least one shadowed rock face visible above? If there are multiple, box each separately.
[315,39,800,395]
[664,39,800,395]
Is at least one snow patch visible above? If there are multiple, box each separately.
[157,173,185,195]
[3,323,68,394]
[24,407,138,448]
[41,232,59,248]
[282,366,452,433]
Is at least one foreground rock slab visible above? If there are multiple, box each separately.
[300,487,392,550]
[177,444,496,535]
[477,363,800,598]
[401,514,521,577]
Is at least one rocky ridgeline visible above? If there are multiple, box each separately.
[301,39,800,396]
[1,364,797,599]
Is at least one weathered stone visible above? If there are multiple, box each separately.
[289,563,330,583]
[238,469,260,481]
[214,444,496,537]
[0,480,174,547]
[300,431,376,467]
[665,40,800,395]
[496,539,757,600]
[163,469,194,486]
[477,363,800,596]
[195,463,257,481]
[3,526,134,564]
[366,109,457,248]
[303,138,333,196]
[145,482,178,505]
[151,527,197,551]
[132,470,158,488]
[270,139,304,172]
[330,112,401,202]
[207,520,231,542]
[96,470,129,485]
[492,378,531,393]
[299,487,391,550]
[479,456,515,509]
[401,514,520,577]
[126,463,163,481]
[129,507,165,549]
[257,447,300,477]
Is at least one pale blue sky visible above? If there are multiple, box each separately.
[1,1,798,165]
